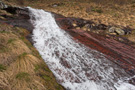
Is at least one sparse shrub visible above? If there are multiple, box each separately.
[16,72,30,82]
[0,64,6,72]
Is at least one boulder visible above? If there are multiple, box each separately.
[109,27,125,35]
[108,27,116,33]
[115,28,125,35]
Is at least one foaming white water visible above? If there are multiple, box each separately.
[115,83,135,90]
[28,7,135,90]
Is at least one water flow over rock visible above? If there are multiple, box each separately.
[28,7,135,90]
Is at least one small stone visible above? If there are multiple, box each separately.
[73,23,77,27]
[52,4,58,7]
[118,38,124,42]
[87,29,90,31]
[83,27,87,31]
[109,27,125,35]
[76,27,80,29]
[115,28,125,35]
[109,27,115,33]
[110,33,117,35]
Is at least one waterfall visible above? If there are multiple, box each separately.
[28,7,135,90]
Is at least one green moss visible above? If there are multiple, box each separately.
[19,36,25,40]
[34,63,51,72]
[0,64,6,72]
[7,38,16,44]
[34,65,40,72]
[55,84,63,90]
[91,8,103,13]
[0,31,10,33]
[16,72,30,82]
[42,75,52,81]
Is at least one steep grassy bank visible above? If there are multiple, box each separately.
[0,10,64,89]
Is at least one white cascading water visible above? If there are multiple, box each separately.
[28,7,135,90]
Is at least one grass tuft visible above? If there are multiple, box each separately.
[16,72,30,82]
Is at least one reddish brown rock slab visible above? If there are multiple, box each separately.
[55,15,135,75]
[54,15,135,75]
[67,29,135,75]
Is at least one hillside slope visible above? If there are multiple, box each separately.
[0,8,64,90]
[0,0,135,90]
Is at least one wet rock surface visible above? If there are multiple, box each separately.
[0,5,33,31]
[54,14,135,76]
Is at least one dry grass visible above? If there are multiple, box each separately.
[10,0,134,29]
[0,22,64,90]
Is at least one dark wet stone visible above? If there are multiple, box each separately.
[1,6,33,32]
[123,26,132,35]
[128,76,135,85]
